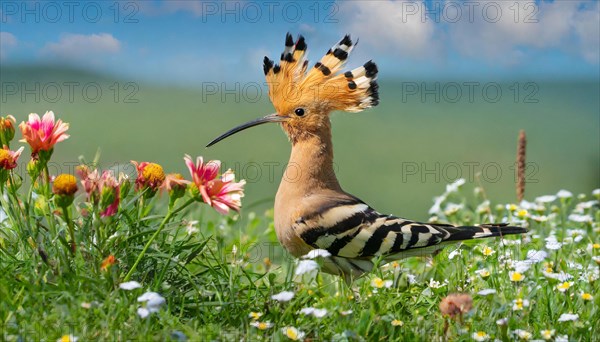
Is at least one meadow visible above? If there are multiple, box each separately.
[0,67,599,341]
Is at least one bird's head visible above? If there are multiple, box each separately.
[207,33,379,147]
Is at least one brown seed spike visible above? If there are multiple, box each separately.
[516,129,526,202]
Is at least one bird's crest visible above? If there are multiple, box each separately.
[263,33,379,116]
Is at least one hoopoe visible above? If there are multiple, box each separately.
[207,33,526,282]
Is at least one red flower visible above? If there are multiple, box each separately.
[0,146,24,170]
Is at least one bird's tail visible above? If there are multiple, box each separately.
[441,223,527,242]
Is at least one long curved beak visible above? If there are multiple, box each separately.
[206,113,287,147]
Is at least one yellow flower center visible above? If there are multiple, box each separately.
[372,277,384,288]
[541,330,553,339]
[0,149,10,166]
[285,328,298,340]
[60,335,72,342]
[142,163,165,186]
[514,298,524,310]
[53,174,78,195]
[257,322,268,330]
[391,319,404,326]
[593,243,600,249]
[249,312,262,320]
[581,293,592,300]
[557,282,571,290]
[508,204,518,211]
[510,272,524,282]
[479,270,491,278]
[482,246,494,256]
[516,209,528,218]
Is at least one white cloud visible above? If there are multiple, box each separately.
[0,32,17,60]
[41,33,121,62]
[339,0,599,65]
[572,2,600,64]
[447,0,599,64]
[340,1,437,58]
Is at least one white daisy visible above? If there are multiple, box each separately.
[302,249,331,259]
[557,313,578,322]
[271,291,295,302]
[295,260,318,276]
[299,307,328,318]
[557,190,573,198]
[119,281,142,290]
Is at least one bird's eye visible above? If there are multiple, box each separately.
[294,108,305,117]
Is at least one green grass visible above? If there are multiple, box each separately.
[1,141,598,340]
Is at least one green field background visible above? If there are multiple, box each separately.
[1,67,598,220]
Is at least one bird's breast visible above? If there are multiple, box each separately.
[274,186,314,258]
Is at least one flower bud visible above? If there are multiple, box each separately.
[100,186,117,209]
[118,172,131,199]
[188,183,202,200]
[0,115,16,146]
[27,159,40,179]
[164,173,188,204]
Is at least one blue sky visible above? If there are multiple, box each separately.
[1,0,598,84]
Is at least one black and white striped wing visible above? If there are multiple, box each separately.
[295,202,453,259]
[294,201,517,260]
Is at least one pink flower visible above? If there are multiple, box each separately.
[0,146,24,170]
[76,165,120,217]
[18,111,69,154]
[100,170,120,217]
[184,155,220,186]
[76,165,101,199]
[185,155,245,214]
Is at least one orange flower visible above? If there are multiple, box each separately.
[18,111,69,154]
[100,255,117,271]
